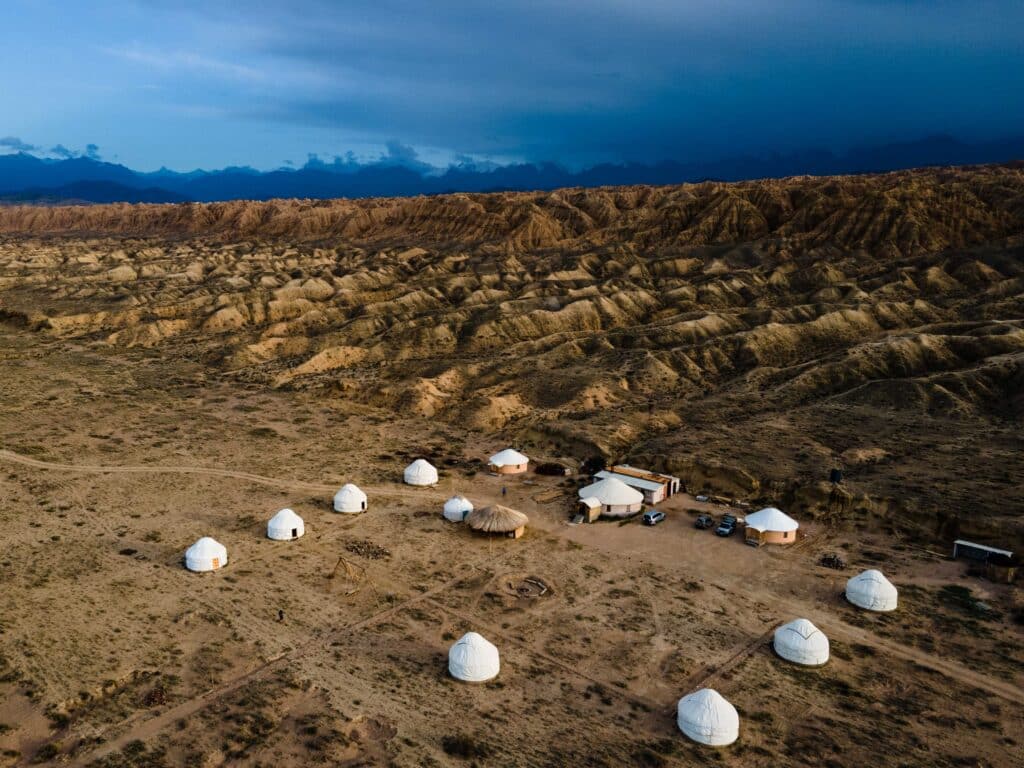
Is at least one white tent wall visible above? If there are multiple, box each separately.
[448,632,500,682]
[184,537,228,572]
[773,619,829,666]
[846,569,899,612]
[334,483,368,513]
[676,688,739,746]
[577,477,643,517]
[443,495,473,522]
[404,459,439,486]
[267,508,305,540]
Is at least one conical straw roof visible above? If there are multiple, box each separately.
[466,504,528,533]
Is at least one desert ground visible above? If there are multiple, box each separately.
[0,166,1022,766]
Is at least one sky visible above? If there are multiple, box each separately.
[1,0,1022,171]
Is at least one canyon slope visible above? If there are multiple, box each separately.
[1,163,1022,545]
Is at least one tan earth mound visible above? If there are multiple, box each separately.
[0,164,1022,546]
[1,165,1023,767]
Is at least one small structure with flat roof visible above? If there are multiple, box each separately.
[593,465,680,505]
[952,539,1013,563]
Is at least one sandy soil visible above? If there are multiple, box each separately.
[0,324,1021,767]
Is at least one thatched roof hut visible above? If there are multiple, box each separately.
[467,504,528,539]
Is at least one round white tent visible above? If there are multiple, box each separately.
[744,506,799,545]
[267,508,305,540]
[488,448,529,474]
[773,619,829,666]
[443,494,473,522]
[577,477,643,517]
[333,483,367,513]
[676,688,739,746]
[846,569,898,612]
[448,631,500,682]
[184,537,227,572]
[404,459,438,486]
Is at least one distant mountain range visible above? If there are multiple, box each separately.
[1,134,1022,204]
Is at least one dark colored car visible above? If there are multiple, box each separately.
[715,515,737,537]
[695,514,714,529]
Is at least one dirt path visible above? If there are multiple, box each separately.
[827,618,1024,704]
[0,448,442,501]
[65,553,523,766]
[423,597,665,715]
[682,627,777,692]
[10,446,1020,764]
[756,593,1024,705]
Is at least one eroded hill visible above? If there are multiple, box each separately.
[1,164,1022,545]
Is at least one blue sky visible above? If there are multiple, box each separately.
[1,0,1022,171]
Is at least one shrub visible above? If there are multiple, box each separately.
[441,734,491,759]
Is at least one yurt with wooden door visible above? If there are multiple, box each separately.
[488,448,529,474]
[267,508,304,540]
[676,688,739,746]
[443,494,473,522]
[845,569,898,612]
[576,477,643,517]
[773,619,829,666]
[466,504,528,539]
[184,537,227,572]
[448,631,500,682]
[743,506,799,546]
[333,483,367,513]
[404,459,438,486]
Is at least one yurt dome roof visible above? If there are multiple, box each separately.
[184,537,228,571]
[187,537,225,558]
[448,631,500,682]
[846,569,898,612]
[466,504,528,533]
[489,448,529,466]
[676,688,739,746]
[577,477,643,506]
[268,508,303,528]
[404,458,438,485]
[443,494,474,521]
[267,508,304,540]
[773,618,830,666]
[334,483,367,511]
[745,506,799,532]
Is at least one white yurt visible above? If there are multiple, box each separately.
[577,476,643,517]
[333,483,367,513]
[773,619,829,666]
[488,448,529,474]
[184,537,228,572]
[676,688,739,746]
[448,631,500,682]
[846,569,898,612]
[267,508,304,540]
[743,506,799,545]
[404,459,438,486]
[443,494,474,522]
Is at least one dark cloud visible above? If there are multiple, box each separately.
[186,0,1023,164]
[84,143,102,160]
[50,144,76,159]
[379,140,433,172]
[11,1,1024,167]
[0,136,37,152]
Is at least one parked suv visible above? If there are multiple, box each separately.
[695,514,714,529]
[642,510,666,526]
[715,514,737,537]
